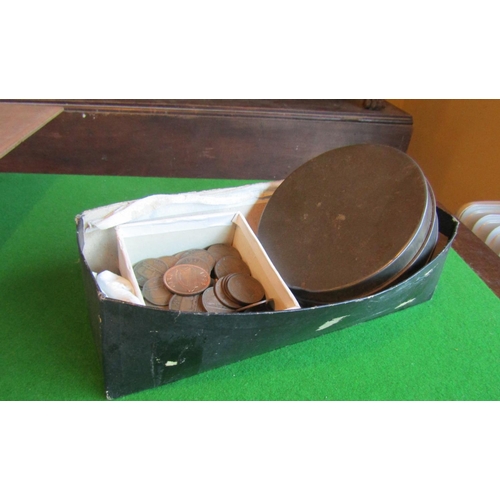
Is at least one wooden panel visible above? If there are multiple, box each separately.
[0,100,412,180]
[0,103,63,159]
[1,99,412,122]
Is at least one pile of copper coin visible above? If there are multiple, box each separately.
[132,244,271,313]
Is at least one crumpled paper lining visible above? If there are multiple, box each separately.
[79,181,281,299]
[82,182,280,232]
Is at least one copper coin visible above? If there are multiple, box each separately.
[176,254,215,274]
[214,255,251,278]
[206,243,241,262]
[214,277,242,309]
[174,248,210,261]
[163,264,211,296]
[133,258,169,287]
[201,287,235,313]
[173,249,192,259]
[169,293,205,312]
[144,299,169,310]
[183,249,215,266]
[142,275,173,306]
[158,254,181,268]
[226,273,265,305]
[221,273,244,305]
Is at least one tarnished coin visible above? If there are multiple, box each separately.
[163,264,211,296]
[173,249,193,259]
[214,255,251,279]
[174,248,204,259]
[142,275,173,306]
[214,276,242,309]
[176,254,215,274]
[183,249,215,266]
[169,293,205,312]
[220,273,242,304]
[226,273,266,305]
[158,254,181,268]
[144,299,169,310]
[133,258,169,287]
[206,243,241,262]
[201,287,235,313]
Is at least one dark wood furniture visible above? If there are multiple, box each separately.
[0,99,412,179]
[1,99,499,298]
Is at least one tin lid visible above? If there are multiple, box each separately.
[352,180,439,299]
[257,144,433,303]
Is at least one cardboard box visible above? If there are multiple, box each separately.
[76,182,458,399]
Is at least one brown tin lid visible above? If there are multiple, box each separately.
[257,144,435,304]
[384,180,439,289]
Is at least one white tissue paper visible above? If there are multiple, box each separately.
[95,270,143,305]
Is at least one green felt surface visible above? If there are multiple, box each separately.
[1,172,499,401]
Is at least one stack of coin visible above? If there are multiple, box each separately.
[132,243,272,313]
[203,272,266,312]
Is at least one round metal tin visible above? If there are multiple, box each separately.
[257,144,436,304]
[384,181,439,289]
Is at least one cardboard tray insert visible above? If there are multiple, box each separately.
[115,211,300,311]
